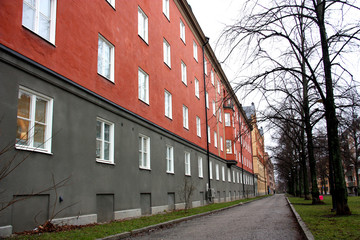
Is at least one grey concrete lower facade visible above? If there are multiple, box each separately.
[0,45,255,237]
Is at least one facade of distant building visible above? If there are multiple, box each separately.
[0,0,255,235]
[265,153,275,194]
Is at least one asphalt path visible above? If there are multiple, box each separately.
[126,194,305,240]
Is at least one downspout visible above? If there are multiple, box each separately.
[202,37,211,202]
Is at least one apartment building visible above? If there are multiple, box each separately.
[0,0,254,235]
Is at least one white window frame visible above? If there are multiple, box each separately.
[204,58,208,75]
[228,168,231,182]
[233,170,236,183]
[183,105,189,129]
[196,116,201,137]
[106,0,115,8]
[16,86,53,153]
[217,80,221,94]
[163,0,170,20]
[226,140,232,154]
[181,61,187,85]
[198,157,203,178]
[22,0,57,44]
[138,68,149,104]
[193,41,198,61]
[215,164,219,180]
[237,172,240,183]
[195,78,200,98]
[222,166,225,182]
[218,108,222,122]
[211,70,215,86]
[209,160,213,179]
[207,126,211,143]
[166,145,174,173]
[220,136,223,151]
[138,7,148,43]
[225,113,231,126]
[214,131,218,148]
[96,118,115,164]
[212,100,216,116]
[139,134,151,170]
[180,19,185,43]
[165,90,172,119]
[97,34,115,82]
[206,92,209,109]
[185,151,191,176]
[163,38,171,67]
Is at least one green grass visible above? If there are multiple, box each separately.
[11,195,268,240]
[288,196,360,240]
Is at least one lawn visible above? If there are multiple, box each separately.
[11,195,268,240]
[288,196,360,240]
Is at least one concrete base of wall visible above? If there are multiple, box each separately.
[0,225,12,238]
[114,209,141,220]
[151,205,168,214]
[192,200,201,208]
[52,214,97,226]
[175,202,185,210]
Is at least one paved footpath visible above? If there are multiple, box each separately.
[126,194,305,240]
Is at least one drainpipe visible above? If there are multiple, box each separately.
[202,37,211,202]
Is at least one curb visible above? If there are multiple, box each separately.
[98,195,271,240]
[285,197,315,240]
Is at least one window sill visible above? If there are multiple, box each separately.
[15,145,53,155]
[97,73,115,84]
[22,26,56,47]
[164,62,171,70]
[140,167,151,171]
[166,171,174,175]
[96,159,115,165]
[185,174,191,177]
[138,35,149,45]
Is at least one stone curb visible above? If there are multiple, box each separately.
[98,195,271,240]
[285,197,315,240]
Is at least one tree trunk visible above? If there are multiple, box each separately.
[314,0,351,215]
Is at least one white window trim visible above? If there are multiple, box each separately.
[193,41,198,61]
[163,38,171,67]
[165,90,172,119]
[228,169,231,182]
[222,166,225,182]
[214,131,218,148]
[139,134,151,170]
[196,116,201,137]
[209,160,213,179]
[138,67,149,104]
[211,70,214,86]
[220,137,223,151]
[195,78,199,98]
[226,140,232,154]
[16,86,53,154]
[163,0,170,20]
[204,58,208,75]
[207,126,211,143]
[181,61,187,85]
[180,19,185,43]
[22,0,57,44]
[185,151,191,176]
[106,0,115,8]
[183,105,189,129]
[225,113,231,126]
[96,117,115,164]
[206,92,209,109]
[198,157,203,178]
[138,6,148,43]
[215,164,219,180]
[98,34,115,82]
[219,108,222,122]
[212,100,216,116]
[166,145,174,174]
[233,170,235,183]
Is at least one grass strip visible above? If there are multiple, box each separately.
[288,196,360,240]
[11,195,268,240]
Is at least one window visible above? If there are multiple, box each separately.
[222,166,225,181]
[214,131,218,148]
[182,105,188,129]
[215,164,219,180]
[240,172,243,183]
[138,68,149,104]
[207,126,211,143]
[211,70,214,85]
[163,38,171,67]
[209,160,213,179]
[212,100,216,116]
[220,136,223,151]
[225,113,231,126]
[98,35,115,82]
[228,169,231,182]
[217,80,220,94]
[22,0,57,43]
[233,170,235,183]
[195,78,199,98]
[165,90,172,119]
[218,108,222,122]
[181,61,187,85]
[138,7,148,43]
[198,157,203,178]
[163,0,169,19]
[106,0,115,8]
[204,58,208,75]
[193,41,198,61]
[139,134,150,169]
[196,116,201,137]
[237,172,240,183]
[16,87,53,153]
[206,92,209,108]
[166,145,174,173]
[185,151,191,176]
[96,118,114,164]
[180,19,185,43]
[226,140,232,154]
